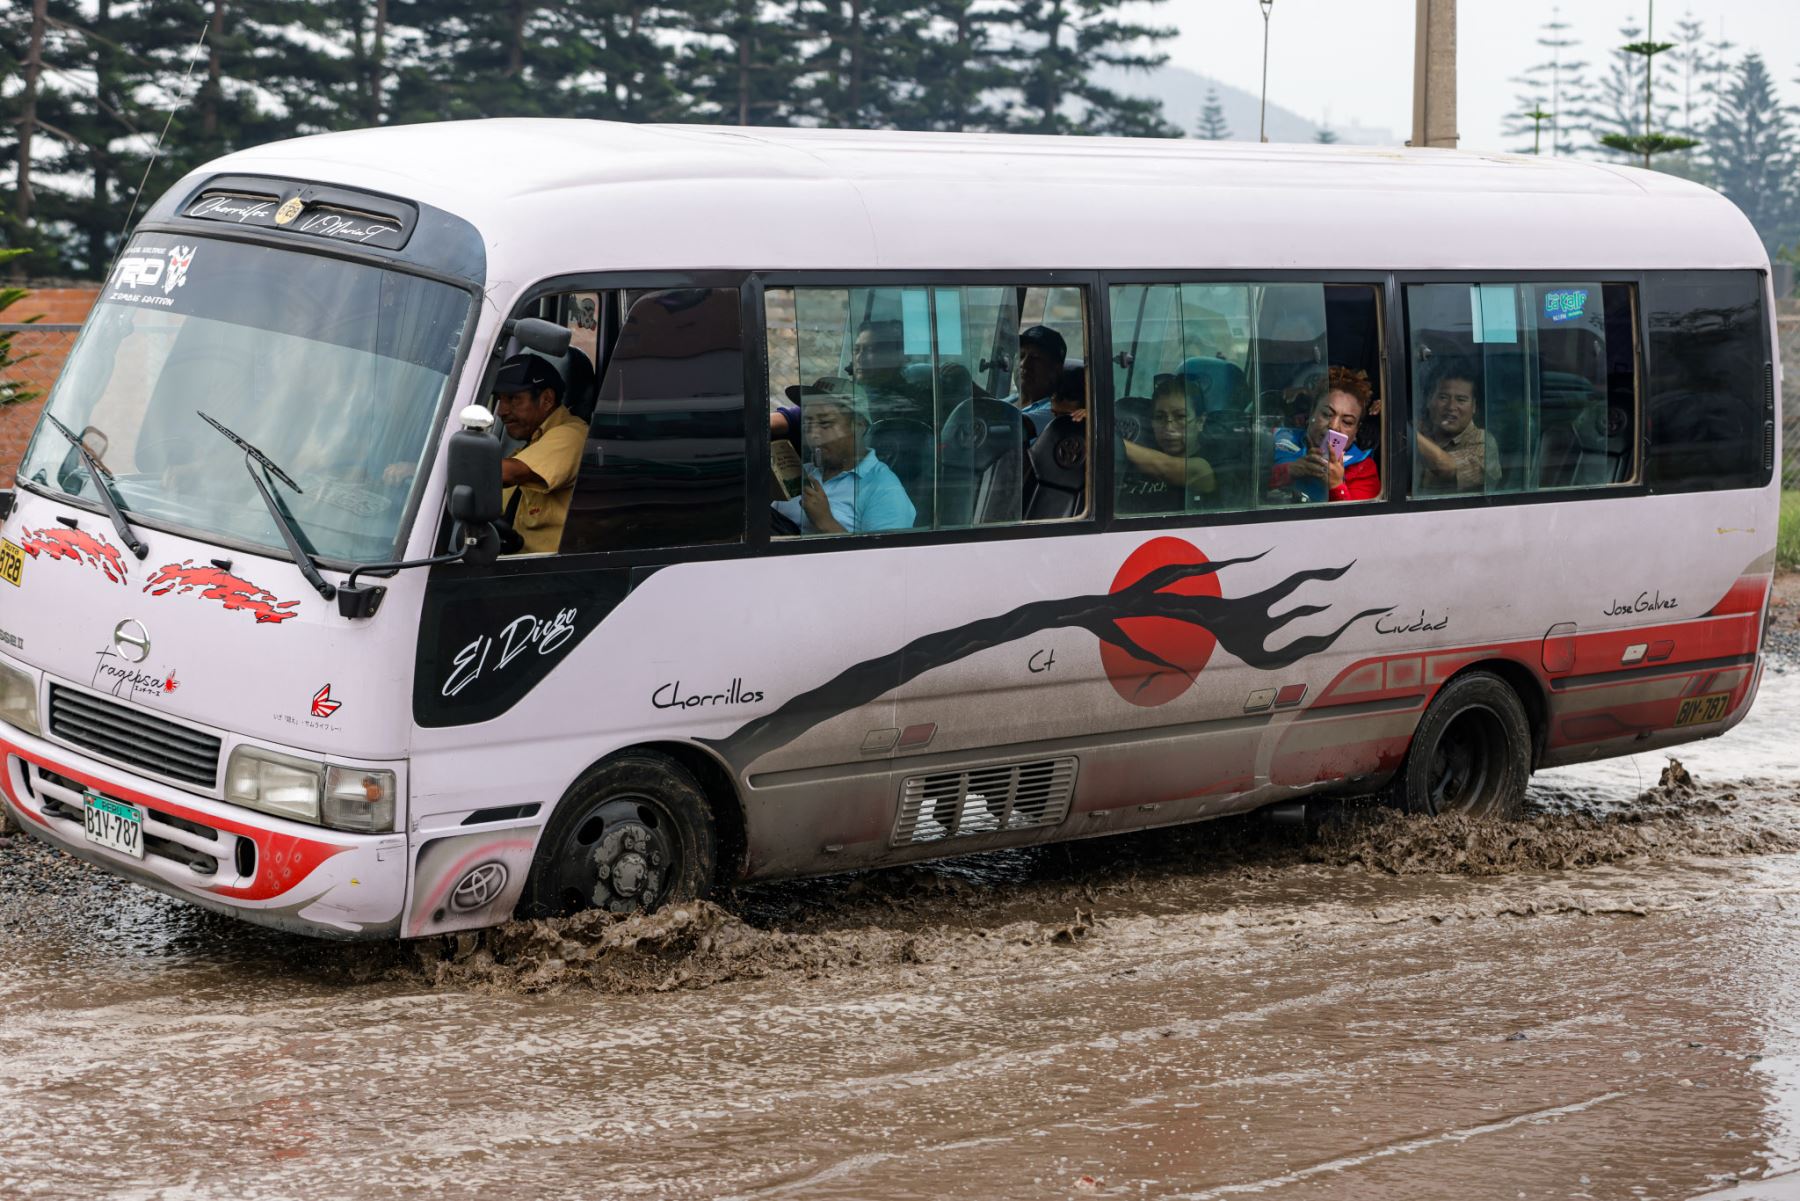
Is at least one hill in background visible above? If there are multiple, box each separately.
[1095,62,1397,144]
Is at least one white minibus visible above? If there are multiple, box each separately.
[0,121,1780,938]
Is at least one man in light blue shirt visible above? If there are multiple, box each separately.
[771,387,916,535]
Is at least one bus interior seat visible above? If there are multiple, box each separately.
[559,346,598,423]
[1178,357,1249,418]
[1022,413,1087,520]
[1114,395,1154,449]
[865,418,935,527]
[938,397,1024,527]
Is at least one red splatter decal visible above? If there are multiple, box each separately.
[143,560,302,624]
[1100,536,1222,707]
[18,527,128,583]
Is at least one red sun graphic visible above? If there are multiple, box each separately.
[1099,536,1221,707]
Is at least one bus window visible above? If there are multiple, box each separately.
[559,287,746,554]
[1109,281,1382,516]
[1643,271,1769,492]
[764,284,1090,536]
[1405,282,1637,498]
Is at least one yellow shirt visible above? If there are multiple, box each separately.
[502,405,586,555]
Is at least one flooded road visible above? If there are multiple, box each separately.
[3,656,1800,1199]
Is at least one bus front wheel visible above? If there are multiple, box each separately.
[1391,671,1529,820]
[521,751,718,918]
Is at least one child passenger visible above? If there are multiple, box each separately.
[1268,365,1379,503]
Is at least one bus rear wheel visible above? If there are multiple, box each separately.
[521,751,717,919]
[1391,671,1530,820]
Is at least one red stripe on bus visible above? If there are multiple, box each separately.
[0,735,350,902]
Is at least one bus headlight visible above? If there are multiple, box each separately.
[323,765,396,833]
[224,747,398,832]
[225,746,323,823]
[0,660,41,737]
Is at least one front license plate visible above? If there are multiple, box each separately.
[83,792,145,859]
[1675,692,1731,727]
[0,538,22,587]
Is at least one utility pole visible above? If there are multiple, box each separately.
[1257,0,1273,143]
[1410,0,1457,148]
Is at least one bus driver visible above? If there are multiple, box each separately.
[493,353,586,554]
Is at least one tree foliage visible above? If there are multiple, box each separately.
[1,0,1181,276]
[1194,85,1229,140]
[1707,54,1798,255]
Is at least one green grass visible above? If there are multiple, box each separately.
[1782,490,1800,571]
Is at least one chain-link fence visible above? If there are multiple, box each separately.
[1780,313,1800,493]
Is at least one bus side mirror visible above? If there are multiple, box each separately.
[446,406,502,526]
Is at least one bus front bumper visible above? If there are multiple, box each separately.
[0,727,406,940]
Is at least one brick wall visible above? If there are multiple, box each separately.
[0,282,98,488]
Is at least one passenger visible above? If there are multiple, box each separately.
[770,384,915,535]
[1414,360,1501,494]
[1118,373,1216,512]
[1010,325,1067,436]
[1268,365,1379,503]
[493,353,586,554]
[850,320,918,423]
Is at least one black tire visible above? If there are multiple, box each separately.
[520,751,718,918]
[1391,671,1530,820]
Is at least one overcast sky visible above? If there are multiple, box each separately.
[1139,0,1800,150]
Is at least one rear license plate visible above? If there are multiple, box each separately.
[1675,692,1731,727]
[83,792,144,859]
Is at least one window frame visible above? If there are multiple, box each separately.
[1099,269,1397,532]
[429,269,761,581]
[750,269,1109,555]
[1393,268,1654,512]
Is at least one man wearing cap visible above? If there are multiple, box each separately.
[494,352,586,554]
[769,383,915,535]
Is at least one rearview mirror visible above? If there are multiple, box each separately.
[446,409,502,526]
[507,317,572,358]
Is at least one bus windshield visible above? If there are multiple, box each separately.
[17,234,472,564]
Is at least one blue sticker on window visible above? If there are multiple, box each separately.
[1543,289,1589,324]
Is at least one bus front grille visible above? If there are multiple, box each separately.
[893,757,1076,845]
[47,685,222,789]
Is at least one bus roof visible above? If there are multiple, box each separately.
[198,119,1769,283]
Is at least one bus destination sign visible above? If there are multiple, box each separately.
[184,192,407,250]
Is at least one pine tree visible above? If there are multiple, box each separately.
[1313,126,1337,144]
[989,0,1180,137]
[796,0,928,128]
[901,0,1010,131]
[1594,11,1694,168]
[1707,54,1798,254]
[1194,86,1229,140]
[674,0,808,126]
[1503,7,1588,155]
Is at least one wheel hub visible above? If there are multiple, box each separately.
[589,820,667,913]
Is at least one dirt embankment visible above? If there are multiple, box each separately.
[1769,570,1800,660]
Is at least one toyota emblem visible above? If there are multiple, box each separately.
[448,862,509,912]
[113,619,151,664]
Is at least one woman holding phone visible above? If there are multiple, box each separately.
[1268,365,1380,503]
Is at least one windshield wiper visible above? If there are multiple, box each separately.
[197,412,335,601]
[41,413,148,560]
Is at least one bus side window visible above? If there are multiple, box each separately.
[1405,282,1637,499]
[1643,271,1767,492]
[558,287,746,554]
[1110,281,1383,517]
[763,284,1091,538]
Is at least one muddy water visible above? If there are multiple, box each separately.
[3,671,1800,1199]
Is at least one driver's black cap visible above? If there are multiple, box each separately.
[493,353,564,398]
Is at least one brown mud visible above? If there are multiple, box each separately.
[401,760,1800,996]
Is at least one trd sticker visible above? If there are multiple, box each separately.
[0,538,23,586]
[143,561,300,624]
[106,244,198,307]
[311,684,342,719]
[18,527,128,583]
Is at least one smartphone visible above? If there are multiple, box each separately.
[1322,429,1351,458]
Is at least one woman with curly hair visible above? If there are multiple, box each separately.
[1268,365,1380,503]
